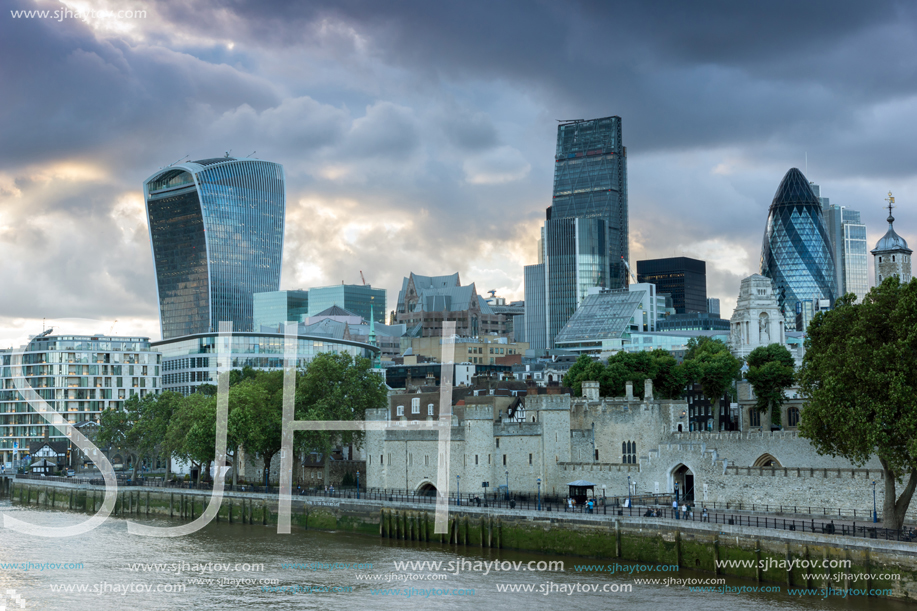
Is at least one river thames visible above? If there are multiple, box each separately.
[0,501,910,610]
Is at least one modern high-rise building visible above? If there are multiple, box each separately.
[0,331,161,468]
[872,193,912,284]
[253,290,310,331]
[524,116,625,351]
[549,117,628,289]
[813,183,869,303]
[308,284,386,324]
[636,257,707,314]
[760,168,836,331]
[706,298,721,316]
[144,157,285,340]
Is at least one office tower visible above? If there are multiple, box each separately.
[814,183,869,304]
[523,263,547,350]
[760,168,836,331]
[872,193,912,284]
[308,284,386,324]
[636,257,707,314]
[706,298,721,316]
[549,116,628,289]
[544,217,609,345]
[144,157,285,340]
[253,290,310,331]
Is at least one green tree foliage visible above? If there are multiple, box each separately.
[562,354,605,396]
[682,337,742,412]
[295,352,388,460]
[563,350,686,400]
[97,395,144,480]
[798,279,917,529]
[745,344,795,428]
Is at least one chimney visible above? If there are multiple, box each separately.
[583,381,600,401]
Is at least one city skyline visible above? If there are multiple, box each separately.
[2,1,916,349]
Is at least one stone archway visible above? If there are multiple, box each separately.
[672,463,695,502]
[415,481,437,497]
[753,453,782,468]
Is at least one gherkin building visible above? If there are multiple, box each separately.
[760,168,836,329]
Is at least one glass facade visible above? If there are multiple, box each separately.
[145,158,285,340]
[253,290,310,331]
[155,332,377,396]
[636,257,707,314]
[760,168,836,330]
[523,264,547,351]
[550,117,628,289]
[818,186,869,304]
[0,334,160,466]
[307,285,386,323]
[544,217,608,348]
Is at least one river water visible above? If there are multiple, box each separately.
[0,501,909,610]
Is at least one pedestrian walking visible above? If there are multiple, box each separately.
[672,499,679,519]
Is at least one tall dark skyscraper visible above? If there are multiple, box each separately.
[549,116,628,289]
[760,168,836,331]
[525,116,627,351]
[636,257,707,314]
[144,157,285,340]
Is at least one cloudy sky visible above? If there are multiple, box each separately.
[2,0,916,347]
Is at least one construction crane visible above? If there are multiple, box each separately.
[360,271,366,286]
[487,290,497,298]
[621,257,637,286]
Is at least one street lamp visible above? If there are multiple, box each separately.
[537,478,542,511]
[505,470,509,501]
[356,471,360,500]
[872,480,878,524]
[457,474,461,506]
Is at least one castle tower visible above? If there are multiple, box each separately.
[871,192,912,285]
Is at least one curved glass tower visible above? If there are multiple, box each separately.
[760,168,836,330]
[144,157,285,340]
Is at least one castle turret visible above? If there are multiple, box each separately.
[872,192,912,284]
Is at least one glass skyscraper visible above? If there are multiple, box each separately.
[636,257,707,314]
[253,290,310,331]
[549,116,628,289]
[144,157,285,340]
[307,284,386,324]
[816,182,869,304]
[760,168,836,330]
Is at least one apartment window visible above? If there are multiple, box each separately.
[528,454,533,465]
[412,398,420,414]
[428,403,434,416]
[396,405,404,417]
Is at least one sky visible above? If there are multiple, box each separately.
[2,0,916,348]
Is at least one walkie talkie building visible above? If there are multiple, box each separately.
[760,168,836,330]
[144,157,285,340]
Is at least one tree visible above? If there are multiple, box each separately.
[97,395,146,481]
[563,354,604,396]
[134,391,183,481]
[295,352,388,482]
[649,349,687,400]
[165,392,215,484]
[683,337,742,413]
[745,344,795,428]
[798,279,917,529]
